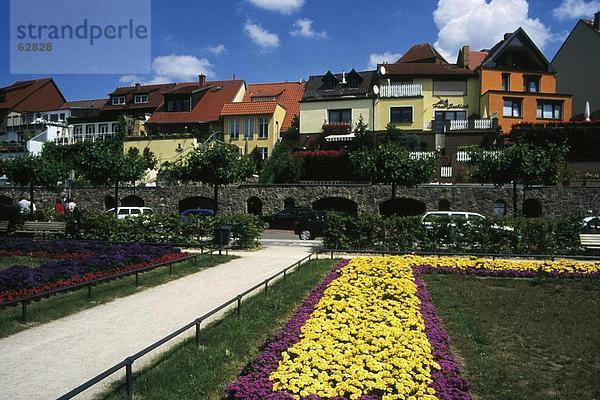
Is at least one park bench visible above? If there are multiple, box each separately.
[15,221,67,237]
[580,234,600,252]
[0,221,9,234]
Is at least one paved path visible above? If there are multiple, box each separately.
[0,245,313,400]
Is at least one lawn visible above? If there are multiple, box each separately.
[0,256,55,270]
[0,254,234,338]
[424,274,600,400]
[101,258,340,400]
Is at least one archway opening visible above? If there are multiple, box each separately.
[438,199,450,211]
[247,197,263,216]
[312,197,358,215]
[283,197,296,209]
[379,198,426,217]
[0,195,13,206]
[104,195,117,210]
[121,195,145,207]
[178,196,216,214]
[523,198,542,218]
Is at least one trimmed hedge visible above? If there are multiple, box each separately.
[324,213,583,255]
[64,212,261,249]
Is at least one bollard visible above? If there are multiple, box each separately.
[125,360,133,399]
[195,320,201,347]
[283,269,287,282]
[264,280,269,295]
[135,272,139,287]
[330,250,334,259]
[194,254,198,267]
[236,295,242,317]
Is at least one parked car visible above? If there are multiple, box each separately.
[294,211,326,240]
[582,216,600,233]
[180,208,214,221]
[107,207,154,220]
[261,207,315,230]
[421,211,513,231]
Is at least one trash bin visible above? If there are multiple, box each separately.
[217,225,231,247]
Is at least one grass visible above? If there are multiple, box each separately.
[0,254,235,338]
[101,258,340,400]
[424,274,600,400]
[0,256,55,270]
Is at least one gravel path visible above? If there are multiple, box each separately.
[0,245,314,400]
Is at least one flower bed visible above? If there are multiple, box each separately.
[228,256,599,400]
[0,239,188,305]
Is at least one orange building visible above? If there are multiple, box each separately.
[474,28,572,133]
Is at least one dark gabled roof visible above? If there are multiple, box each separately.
[396,43,448,64]
[302,70,377,102]
[481,27,554,72]
[0,78,66,112]
[63,99,108,109]
[104,83,177,112]
[381,63,475,77]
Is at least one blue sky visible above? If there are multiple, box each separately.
[1,0,598,101]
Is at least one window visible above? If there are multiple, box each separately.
[258,147,268,160]
[524,76,539,93]
[112,123,120,133]
[390,107,413,123]
[86,125,96,134]
[328,109,352,123]
[112,96,126,105]
[50,114,58,122]
[244,118,254,139]
[166,99,191,112]
[252,96,277,102]
[74,125,83,137]
[229,118,240,139]
[503,99,522,118]
[59,113,66,121]
[44,114,49,121]
[537,101,562,120]
[435,111,467,121]
[134,94,148,104]
[502,74,510,91]
[433,80,467,96]
[99,124,109,134]
[259,117,269,138]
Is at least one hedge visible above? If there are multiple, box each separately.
[324,213,583,255]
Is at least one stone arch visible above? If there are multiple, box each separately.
[438,199,450,211]
[283,197,296,209]
[312,197,358,215]
[104,195,117,210]
[379,198,426,217]
[247,197,263,216]
[178,196,216,214]
[494,199,507,216]
[523,198,542,218]
[0,195,13,206]
[121,195,145,207]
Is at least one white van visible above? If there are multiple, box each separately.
[107,207,154,220]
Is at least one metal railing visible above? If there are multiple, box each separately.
[57,252,318,400]
[379,83,423,98]
[1,247,230,322]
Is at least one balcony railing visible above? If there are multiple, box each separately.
[379,84,423,98]
[433,118,498,133]
[456,150,501,162]
[409,151,437,160]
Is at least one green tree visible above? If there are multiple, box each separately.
[3,151,69,215]
[352,114,372,149]
[467,143,567,215]
[350,144,436,199]
[258,140,303,184]
[165,142,253,214]
[282,114,300,143]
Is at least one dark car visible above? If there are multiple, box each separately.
[294,211,326,240]
[261,207,315,230]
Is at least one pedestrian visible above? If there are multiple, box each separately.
[17,193,32,214]
[55,192,66,217]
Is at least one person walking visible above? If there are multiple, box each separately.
[55,192,67,217]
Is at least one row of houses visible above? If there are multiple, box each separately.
[1,14,599,167]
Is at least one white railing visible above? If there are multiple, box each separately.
[456,150,501,162]
[449,119,495,131]
[440,166,453,178]
[409,151,437,160]
[379,84,423,98]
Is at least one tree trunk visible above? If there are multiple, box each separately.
[392,182,397,200]
[114,180,119,216]
[213,184,219,215]
[29,182,35,218]
[512,181,518,216]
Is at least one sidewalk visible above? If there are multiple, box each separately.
[0,245,313,400]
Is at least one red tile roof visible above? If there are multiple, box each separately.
[63,99,108,109]
[221,101,281,116]
[242,82,305,131]
[147,80,245,124]
[0,78,66,112]
[468,51,489,71]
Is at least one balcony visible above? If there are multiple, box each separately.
[379,84,423,98]
[323,122,352,135]
[432,118,498,133]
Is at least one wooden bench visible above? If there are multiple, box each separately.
[580,234,600,251]
[15,221,67,237]
[0,221,9,234]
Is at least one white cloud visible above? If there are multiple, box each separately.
[208,44,227,55]
[433,0,554,61]
[248,0,304,14]
[244,20,280,49]
[290,18,328,39]
[118,55,215,85]
[368,52,402,69]
[553,0,600,20]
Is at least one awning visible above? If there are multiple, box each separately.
[325,133,356,142]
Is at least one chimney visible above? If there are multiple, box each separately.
[594,11,600,31]
[342,70,346,84]
[461,45,470,68]
[135,82,141,90]
[198,74,206,87]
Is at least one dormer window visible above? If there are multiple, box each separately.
[134,94,149,104]
[112,96,126,105]
[252,96,277,102]
[322,71,340,90]
[346,69,364,88]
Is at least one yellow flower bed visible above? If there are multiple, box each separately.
[270,257,439,400]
